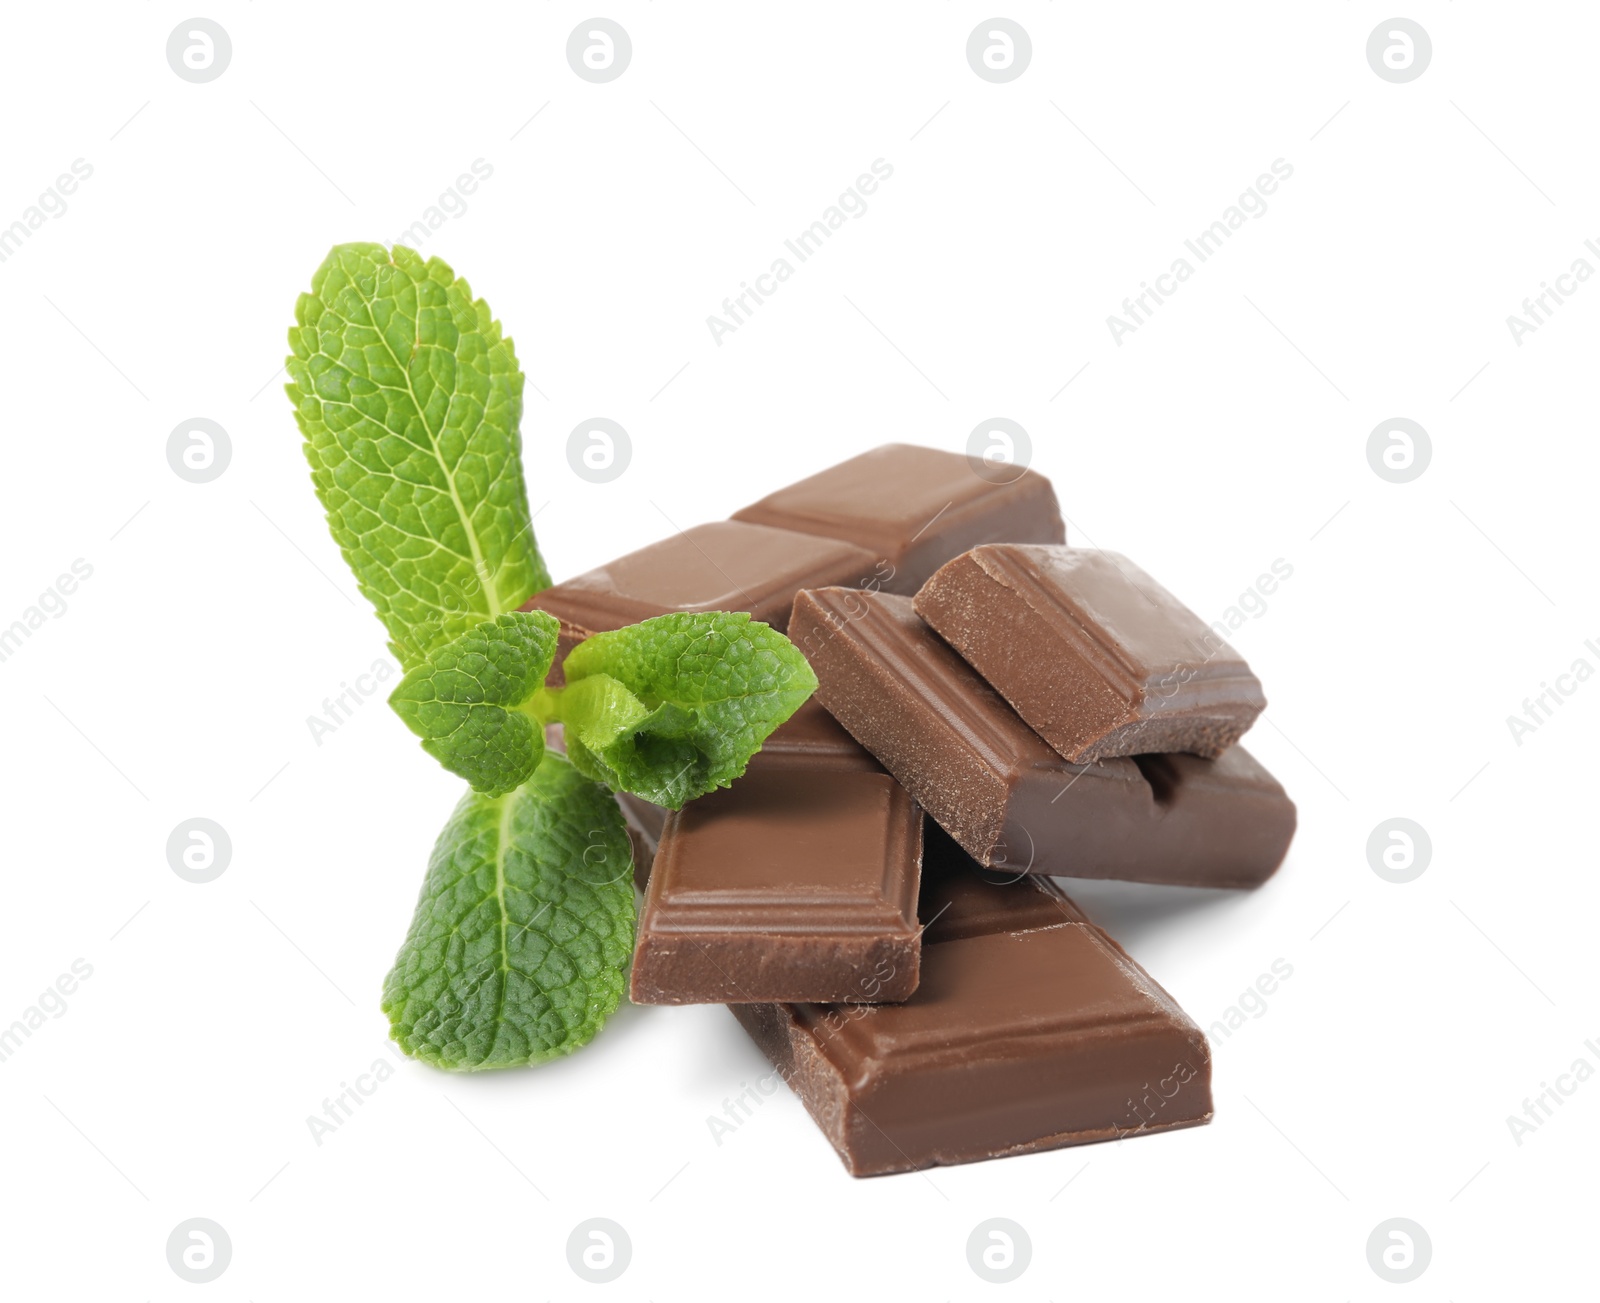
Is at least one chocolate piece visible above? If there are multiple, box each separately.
[731,839,1212,1176]
[618,700,880,895]
[629,700,922,1005]
[732,443,1065,594]
[915,545,1265,761]
[790,588,1293,887]
[916,821,1086,942]
[523,521,878,678]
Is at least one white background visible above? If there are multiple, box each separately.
[1,3,1594,1299]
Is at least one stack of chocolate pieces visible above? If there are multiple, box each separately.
[527,445,1296,1177]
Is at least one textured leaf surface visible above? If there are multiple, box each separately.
[382,755,635,1070]
[285,243,550,669]
[559,611,817,808]
[388,611,560,797]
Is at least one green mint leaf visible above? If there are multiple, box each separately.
[556,611,817,808]
[285,243,551,670]
[388,611,561,797]
[382,753,636,1070]
[543,673,651,748]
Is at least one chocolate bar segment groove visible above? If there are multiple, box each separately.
[524,521,878,679]
[915,545,1265,761]
[629,701,923,1005]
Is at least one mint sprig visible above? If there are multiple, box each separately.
[286,244,816,1073]
[390,609,817,808]
[381,753,635,1070]
[286,243,551,670]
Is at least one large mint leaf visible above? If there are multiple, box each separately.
[388,611,560,797]
[382,754,635,1070]
[285,243,551,670]
[557,611,817,808]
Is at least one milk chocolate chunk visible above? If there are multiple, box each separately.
[916,821,1086,943]
[732,443,1065,594]
[915,545,1265,761]
[790,588,1293,887]
[731,841,1212,1176]
[522,521,878,677]
[629,700,922,1005]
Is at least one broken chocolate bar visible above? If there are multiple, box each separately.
[731,833,1213,1176]
[790,588,1293,887]
[732,443,1065,593]
[629,700,923,1005]
[915,545,1265,761]
[523,521,879,678]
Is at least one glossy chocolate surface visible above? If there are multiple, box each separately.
[915,546,1265,761]
[524,521,878,678]
[732,443,1065,593]
[731,837,1212,1176]
[791,588,1293,887]
[628,701,922,1005]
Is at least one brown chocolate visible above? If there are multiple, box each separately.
[790,588,1293,887]
[915,545,1265,761]
[916,821,1086,942]
[731,835,1212,1176]
[732,443,1064,593]
[523,521,878,678]
[628,700,922,1005]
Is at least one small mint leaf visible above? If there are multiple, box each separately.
[388,611,560,797]
[558,611,817,808]
[548,672,651,749]
[382,753,636,1070]
[285,243,552,670]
